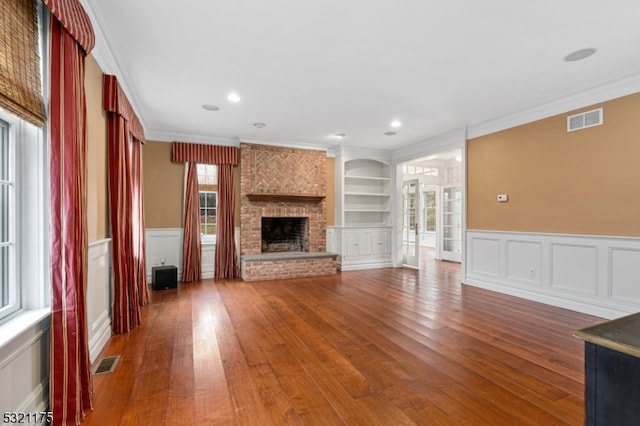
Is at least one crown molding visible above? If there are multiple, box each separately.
[333,145,392,162]
[144,128,240,146]
[239,137,333,152]
[391,128,466,164]
[80,0,149,130]
[467,72,640,140]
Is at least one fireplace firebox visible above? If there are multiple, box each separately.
[261,217,309,253]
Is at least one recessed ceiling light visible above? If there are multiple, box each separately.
[202,104,219,111]
[253,122,266,128]
[334,133,346,139]
[390,120,402,128]
[384,131,397,136]
[564,48,597,62]
[227,93,241,102]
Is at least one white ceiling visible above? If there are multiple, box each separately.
[81,0,640,152]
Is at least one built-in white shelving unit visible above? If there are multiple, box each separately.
[332,149,394,271]
[343,159,391,226]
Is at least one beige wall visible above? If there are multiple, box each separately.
[468,92,640,237]
[326,157,335,226]
[142,141,185,228]
[85,54,108,242]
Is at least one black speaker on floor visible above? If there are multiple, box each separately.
[152,265,177,290]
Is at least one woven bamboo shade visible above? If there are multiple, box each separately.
[0,0,46,127]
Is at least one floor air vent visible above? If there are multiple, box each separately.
[567,107,603,132]
[93,355,120,375]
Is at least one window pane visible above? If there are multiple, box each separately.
[199,192,205,207]
[197,164,218,185]
[0,121,8,180]
[206,192,216,207]
[1,246,7,306]
[0,185,7,242]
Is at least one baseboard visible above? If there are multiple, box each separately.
[89,316,112,364]
[339,260,394,271]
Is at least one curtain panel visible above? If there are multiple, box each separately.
[104,75,149,334]
[182,162,202,282]
[0,0,46,126]
[215,164,239,279]
[171,142,239,279]
[46,1,95,423]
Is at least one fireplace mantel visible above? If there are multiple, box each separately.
[246,193,325,203]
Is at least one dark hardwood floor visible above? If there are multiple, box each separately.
[83,252,603,425]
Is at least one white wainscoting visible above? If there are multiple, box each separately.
[145,228,184,281]
[87,239,112,363]
[326,227,336,254]
[145,228,240,281]
[202,243,215,279]
[466,230,640,319]
[0,312,50,416]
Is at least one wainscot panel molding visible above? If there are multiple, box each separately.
[0,312,50,415]
[326,227,336,254]
[201,243,215,279]
[145,228,184,281]
[145,228,240,282]
[87,239,112,362]
[465,230,640,319]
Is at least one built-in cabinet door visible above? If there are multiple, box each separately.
[343,230,359,259]
[371,229,391,257]
[342,228,389,260]
[343,230,371,258]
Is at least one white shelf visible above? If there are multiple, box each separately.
[345,175,391,181]
[345,192,390,197]
[340,158,391,227]
[345,209,389,213]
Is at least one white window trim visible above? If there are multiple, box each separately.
[0,109,50,335]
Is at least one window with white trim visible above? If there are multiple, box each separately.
[197,164,217,241]
[0,1,49,326]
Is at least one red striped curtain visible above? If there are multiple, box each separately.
[104,75,149,334]
[46,0,94,424]
[215,164,239,279]
[182,162,201,282]
[171,142,239,279]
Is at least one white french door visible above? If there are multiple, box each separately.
[402,179,420,267]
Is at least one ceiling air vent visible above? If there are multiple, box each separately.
[567,108,603,132]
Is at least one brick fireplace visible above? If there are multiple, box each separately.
[239,143,337,281]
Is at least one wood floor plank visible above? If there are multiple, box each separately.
[83,253,602,425]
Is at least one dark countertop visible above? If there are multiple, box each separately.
[575,312,640,358]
